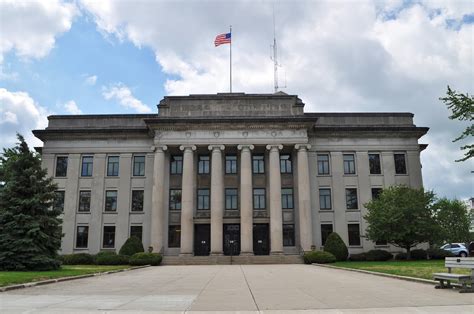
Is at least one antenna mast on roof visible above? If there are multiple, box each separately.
[270,3,285,93]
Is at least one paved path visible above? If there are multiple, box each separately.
[1,265,473,313]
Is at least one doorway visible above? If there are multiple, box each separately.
[223,224,240,256]
[194,224,210,256]
[253,223,270,255]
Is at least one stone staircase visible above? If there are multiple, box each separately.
[162,254,304,265]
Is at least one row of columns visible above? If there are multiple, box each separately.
[150,143,313,255]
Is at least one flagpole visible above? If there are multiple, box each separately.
[229,25,232,93]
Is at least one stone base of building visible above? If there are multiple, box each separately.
[161,254,304,265]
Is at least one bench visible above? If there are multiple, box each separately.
[433,257,474,293]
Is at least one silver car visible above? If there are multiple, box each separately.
[440,243,468,257]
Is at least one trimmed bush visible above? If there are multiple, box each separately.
[323,232,348,261]
[61,253,95,265]
[119,237,144,256]
[365,249,393,261]
[349,253,367,261]
[303,251,336,264]
[427,248,454,259]
[129,252,162,266]
[410,249,427,260]
[95,252,129,265]
[395,252,408,260]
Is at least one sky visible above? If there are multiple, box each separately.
[0,0,472,200]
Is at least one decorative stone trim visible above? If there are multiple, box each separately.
[179,145,197,151]
[237,144,255,150]
[208,145,225,151]
[266,144,283,151]
[295,144,311,151]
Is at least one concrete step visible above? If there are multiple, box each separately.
[162,254,304,265]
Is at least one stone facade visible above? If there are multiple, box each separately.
[33,93,428,256]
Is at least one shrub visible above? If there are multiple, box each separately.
[323,233,348,261]
[303,251,336,264]
[61,253,95,265]
[410,249,427,260]
[349,253,367,261]
[119,237,144,256]
[365,250,393,261]
[427,248,454,259]
[129,252,162,266]
[395,252,408,260]
[94,252,129,265]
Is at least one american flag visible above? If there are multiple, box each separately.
[214,33,231,47]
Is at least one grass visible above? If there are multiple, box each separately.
[332,260,471,280]
[0,265,130,287]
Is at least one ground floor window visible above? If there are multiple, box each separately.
[76,226,89,248]
[348,224,361,246]
[321,224,333,246]
[130,225,142,241]
[103,225,116,248]
[283,224,295,246]
[168,225,181,248]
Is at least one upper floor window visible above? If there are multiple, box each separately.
[198,155,210,174]
[169,189,182,210]
[81,156,93,177]
[55,156,68,177]
[394,153,407,174]
[78,190,91,212]
[281,188,294,209]
[253,188,266,209]
[197,189,210,210]
[133,156,145,176]
[345,188,358,210]
[53,191,65,212]
[225,155,237,174]
[280,154,292,173]
[131,190,144,212]
[319,188,332,210]
[252,155,265,174]
[317,154,330,175]
[105,190,118,212]
[170,155,183,174]
[368,153,381,174]
[343,154,356,175]
[225,188,238,210]
[107,156,119,176]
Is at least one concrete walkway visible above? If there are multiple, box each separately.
[0,265,473,313]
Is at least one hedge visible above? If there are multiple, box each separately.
[61,253,95,265]
[129,252,162,266]
[323,233,348,261]
[303,251,336,264]
[95,252,129,265]
[427,248,454,259]
[410,249,428,260]
[119,237,144,256]
[348,253,367,261]
[365,249,393,261]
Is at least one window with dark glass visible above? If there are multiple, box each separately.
[81,156,93,177]
[133,156,145,176]
[371,188,383,200]
[169,189,182,210]
[130,225,143,241]
[253,188,266,209]
[281,188,294,209]
[78,191,91,212]
[225,155,237,174]
[225,188,238,210]
[343,154,356,174]
[345,188,358,210]
[368,153,381,174]
[53,191,65,212]
[197,189,210,210]
[319,189,331,210]
[283,224,295,246]
[280,154,292,173]
[170,155,183,174]
[107,156,119,176]
[394,153,407,174]
[75,226,89,248]
[131,190,144,212]
[317,154,330,175]
[198,155,210,174]
[348,224,361,246]
[55,156,68,177]
[252,155,264,174]
[168,225,181,248]
[105,190,118,212]
[103,226,116,248]
[321,224,333,246]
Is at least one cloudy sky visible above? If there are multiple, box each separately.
[0,0,472,199]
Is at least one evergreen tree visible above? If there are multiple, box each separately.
[0,134,62,270]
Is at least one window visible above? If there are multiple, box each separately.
[348,224,361,246]
[75,226,89,248]
[107,156,119,176]
[168,225,181,248]
[55,156,68,177]
[283,224,295,246]
[343,154,356,174]
[130,225,143,241]
[53,191,65,212]
[81,156,93,177]
[133,156,145,176]
[317,154,330,175]
[225,188,238,210]
[252,155,265,174]
[345,188,358,210]
[319,189,332,210]
[394,153,407,174]
[131,190,144,212]
[198,155,210,174]
[253,188,266,209]
[280,154,292,173]
[103,226,116,248]
[169,189,182,210]
[281,188,294,209]
[197,189,210,210]
[371,188,383,200]
[170,155,183,174]
[225,155,237,174]
[105,190,118,212]
[78,191,91,212]
[368,153,381,174]
[321,224,333,246]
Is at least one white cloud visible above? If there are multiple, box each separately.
[0,0,77,63]
[84,75,97,86]
[102,83,152,113]
[63,100,82,114]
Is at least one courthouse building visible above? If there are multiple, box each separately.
[33,92,428,258]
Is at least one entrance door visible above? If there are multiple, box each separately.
[194,224,210,256]
[223,224,240,256]
[253,224,270,255]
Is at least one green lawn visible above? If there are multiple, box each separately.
[0,265,130,287]
[332,260,471,280]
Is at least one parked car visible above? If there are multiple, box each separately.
[440,243,468,257]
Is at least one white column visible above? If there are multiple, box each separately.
[209,145,225,255]
[150,145,167,253]
[266,144,284,254]
[238,144,255,255]
[295,144,313,252]
[179,145,196,255]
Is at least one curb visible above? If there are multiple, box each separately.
[312,263,438,285]
[0,265,150,293]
